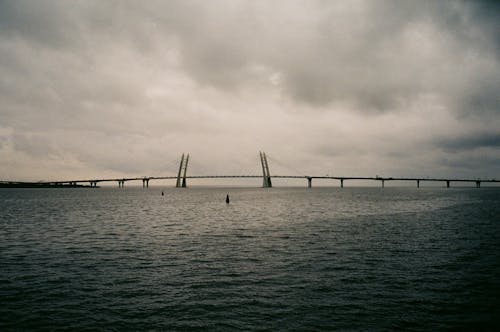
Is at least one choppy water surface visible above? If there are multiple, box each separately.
[1,187,499,331]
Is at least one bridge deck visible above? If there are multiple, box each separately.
[3,175,498,186]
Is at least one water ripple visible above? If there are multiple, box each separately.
[1,187,499,330]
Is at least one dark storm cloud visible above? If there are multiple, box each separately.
[0,0,81,48]
[143,0,499,113]
[465,0,500,54]
[438,132,500,152]
[438,155,500,174]
[1,0,498,113]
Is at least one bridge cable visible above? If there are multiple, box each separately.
[266,154,308,176]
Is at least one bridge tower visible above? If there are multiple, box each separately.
[176,153,189,188]
[182,154,189,187]
[260,151,272,188]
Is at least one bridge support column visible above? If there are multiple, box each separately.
[476,181,481,188]
[307,177,312,188]
[146,179,149,188]
[417,180,420,188]
[381,180,385,188]
[446,180,450,188]
[118,180,125,188]
[142,179,150,188]
[340,179,344,188]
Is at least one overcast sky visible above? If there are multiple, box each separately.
[0,0,499,184]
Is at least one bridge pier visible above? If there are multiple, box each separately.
[307,177,312,188]
[118,180,125,188]
[381,179,385,188]
[340,179,344,188]
[446,180,450,188]
[476,181,481,188]
[142,179,149,188]
[417,180,420,188]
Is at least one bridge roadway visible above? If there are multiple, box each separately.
[14,175,500,188]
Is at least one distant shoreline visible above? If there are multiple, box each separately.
[0,183,95,188]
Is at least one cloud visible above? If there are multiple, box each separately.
[0,0,498,181]
[438,132,500,152]
[145,0,500,113]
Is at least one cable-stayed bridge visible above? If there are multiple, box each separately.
[2,151,498,188]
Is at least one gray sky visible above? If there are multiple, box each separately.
[1,0,499,184]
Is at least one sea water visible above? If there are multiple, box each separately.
[1,187,499,330]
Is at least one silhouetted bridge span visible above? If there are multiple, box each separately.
[6,152,497,189]
[22,175,499,188]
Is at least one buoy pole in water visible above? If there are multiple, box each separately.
[226,194,230,204]
[161,191,164,196]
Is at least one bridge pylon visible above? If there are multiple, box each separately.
[260,151,272,188]
[176,153,189,188]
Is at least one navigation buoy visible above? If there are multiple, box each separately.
[226,194,230,204]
